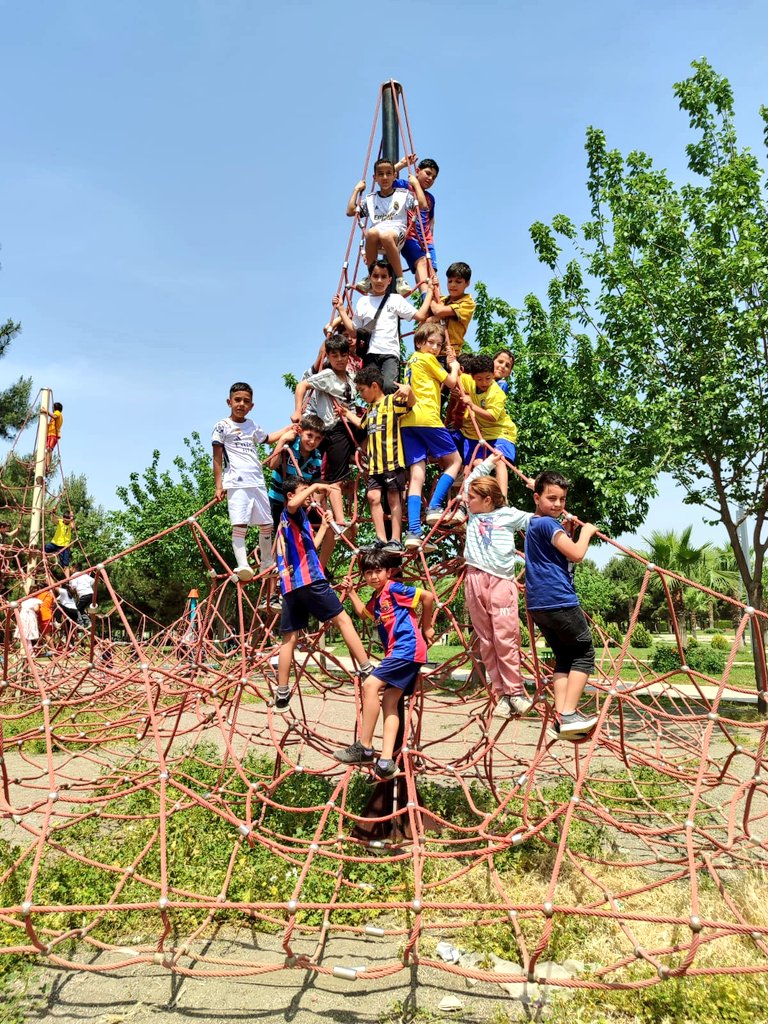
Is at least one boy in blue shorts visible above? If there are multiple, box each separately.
[457,353,518,497]
[394,155,439,295]
[399,323,462,549]
[335,548,435,780]
[524,471,600,739]
[273,478,374,713]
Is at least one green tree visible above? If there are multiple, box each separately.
[574,558,617,618]
[110,433,233,622]
[62,472,123,566]
[517,59,768,709]
[0,318,31,441]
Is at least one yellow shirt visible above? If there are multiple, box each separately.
[400,352,448,429]
[51,518,73,548]
[441,292,475,354]
[47,409,63,440]
[459,375,517,442]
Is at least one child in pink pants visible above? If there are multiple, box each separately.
[462,454,533,718]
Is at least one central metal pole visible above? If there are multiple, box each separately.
[381,81,402,165]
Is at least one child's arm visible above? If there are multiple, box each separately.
[285,481,327,514]
[266,424,299,445]
[552,522,598,564]
[429,296,458,321]
[331,294,356,340]
[443,348,461,390]
[392,382,416,408]
[339,405,364,428]
[409,173,429,211]
[292,380,312,423]
[346,180,367,217]
[459,393,497,424]
[418,589,435,646]
[394,154,416,174]
[342,579,367,619]
[212,445,226,501]
[412,278,439,324]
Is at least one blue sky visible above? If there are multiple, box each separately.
[2,0,767,565]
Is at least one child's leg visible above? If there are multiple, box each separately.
[414,254,429,293]
[464,569,499,694]
[367,488,386,541]
[377,231,404,279]
[331,610,373,672]
[327,483,345,524]
[406,460,426,534]
[494,457,509,497]
[360,673,388,748]
[380,686,403,760]
[257,524,274,569]
[364,229,381,270]
[231,524,251,570]
[277,630,299,690]
[427,450,463,510]
[388,486,403,542]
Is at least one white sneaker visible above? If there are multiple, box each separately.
[236,565,254,582]
[492,696,513,718]
[395,277,412,297]
[425,507,446,527]
[508,694,533,716]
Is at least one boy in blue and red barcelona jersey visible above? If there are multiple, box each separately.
[273,478,374,714]
[335,548,435,780]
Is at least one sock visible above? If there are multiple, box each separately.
[377,758,391,769]
[258,527,274,567]
[232,526,249,567]
[407,495,423,535]
[276,686,290,698]
[363,745,374,756]
[429,471,457,510]
[359,661,375,676]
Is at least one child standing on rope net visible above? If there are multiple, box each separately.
[272,478,375,714]
[524,471,599,739]
[342,364,414,552]
[292,334,362,532]
[44,401,63,474]
[212,382,291,583]
[428,262,476,356]
[335,547,435,780]
[44,509,74,571]
[456,353,518,498]
[347,158,429,298]
[399,322,462,550]
[461,452,533,718]
[394,154,439,297]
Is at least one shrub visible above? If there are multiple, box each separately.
[519,622,530,647]
[651,643,726,675]
[710,632,731,652]
[651,643,682,673]
[630,622,654,649]
[606,622,624,646]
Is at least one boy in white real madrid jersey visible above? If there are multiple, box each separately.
[212,382,295,582]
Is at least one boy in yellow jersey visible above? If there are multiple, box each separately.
[399,323,462,549]
[343,365,415,551]
[44,510,75,571]
[458,353,518,497]
[429,262,475,356]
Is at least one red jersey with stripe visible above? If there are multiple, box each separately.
[276,507,325,594]
[365,580,427,663]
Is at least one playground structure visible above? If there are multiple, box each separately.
[1,82,767,995]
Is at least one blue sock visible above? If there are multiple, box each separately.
[407,495,422,535]
[428,471,456,510]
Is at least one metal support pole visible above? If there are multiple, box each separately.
[26,388,51,594]
[381,81,402,165]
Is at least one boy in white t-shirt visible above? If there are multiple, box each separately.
[346,158,429,297]
[212,382,295,582]
[331,260,435,394]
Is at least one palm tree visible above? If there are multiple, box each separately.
[636,527,739,648]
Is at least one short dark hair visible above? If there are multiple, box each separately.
[472,354,494,375]
[534,470,570,495]
[326,333,350,355]
[446,261,471,282]
[418,158,440,176]
[282,477,303,498]
[229,382,252,396]
[53,402,63,412]
[494,348,514,361]
[355,365,384,390]
[457,353,476,373]
[300,414,325,435]
[373,158,395,174]
[359,548,397,572]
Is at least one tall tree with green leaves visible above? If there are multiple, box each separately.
[477,59,768,707]
[0,319,30,441]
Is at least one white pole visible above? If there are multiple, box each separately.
[26,388,51,593]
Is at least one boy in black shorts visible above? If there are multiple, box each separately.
[273,478,374,713]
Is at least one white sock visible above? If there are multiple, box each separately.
[259,527,274,567]
[232,526,249,568]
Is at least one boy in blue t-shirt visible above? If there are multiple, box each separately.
[524,471,599,739]
[335,548,434,780]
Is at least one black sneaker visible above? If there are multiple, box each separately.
[382,539,405,554]
[334,740,376,764]
[559,711,598,735]
[373,759,401,781]
[273,690,291,713]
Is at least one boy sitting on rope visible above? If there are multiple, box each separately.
[524,471,600,739]
[336,547,434,780]
[393,154,439,297]
[347,158,429,298]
